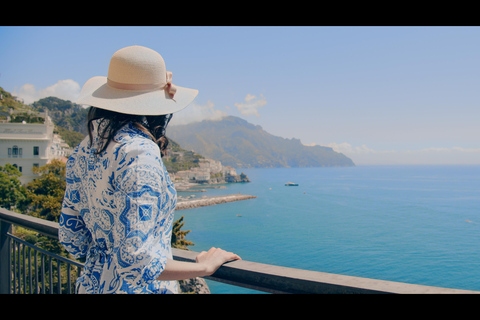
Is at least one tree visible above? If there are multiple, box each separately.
[171,215,207,293]
[0,163,27,210]
[171,215,195,249]
[18,159,67,256]
[24,159,66,222]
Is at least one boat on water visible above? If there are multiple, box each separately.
[285,182,299,186]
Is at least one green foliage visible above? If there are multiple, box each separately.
[9,112,45,124]
[0,86,34,122]
[0,163,27,210]
[32,96,88,148]
[163,139,203,173]
[32,96,89,135]
[171,215,195,250]
[0,86,31,111]
[210,172,223,179]
[54,125,85,147]
[23,159,66,222]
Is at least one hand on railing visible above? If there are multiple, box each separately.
[195,247,242,277]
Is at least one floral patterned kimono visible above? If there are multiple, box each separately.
[59,120,178,293]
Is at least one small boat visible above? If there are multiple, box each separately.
[285,182,298,186]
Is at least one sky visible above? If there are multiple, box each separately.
[1,26,480,165]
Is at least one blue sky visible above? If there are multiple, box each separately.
[1,26,480,165]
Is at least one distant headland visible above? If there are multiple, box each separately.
[167,116,355,168]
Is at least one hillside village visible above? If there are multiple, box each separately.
[0,87,250,187]
[171,157,249,192]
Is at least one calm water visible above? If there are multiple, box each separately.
[174,165,480,293]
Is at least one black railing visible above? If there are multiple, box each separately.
[1,207,478,294]
[7,232,83,293]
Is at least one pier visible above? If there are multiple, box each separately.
[176,193,256,210]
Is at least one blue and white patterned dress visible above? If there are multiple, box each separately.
[59,120,178,294]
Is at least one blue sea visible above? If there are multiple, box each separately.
[174,165,480,293]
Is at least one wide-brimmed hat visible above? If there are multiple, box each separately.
[76,45,198,115]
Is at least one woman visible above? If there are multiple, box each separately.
[59,45,240,294]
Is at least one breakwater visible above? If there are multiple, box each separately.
[176,193,256,210]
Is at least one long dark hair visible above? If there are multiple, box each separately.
[87,107,172,157]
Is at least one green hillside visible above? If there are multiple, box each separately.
[0,86,32,119]
[32,97,89,135]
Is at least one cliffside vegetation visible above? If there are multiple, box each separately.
[163,139,204,173]
[32,96,88,147]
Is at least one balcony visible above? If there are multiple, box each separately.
[0,207,477,294]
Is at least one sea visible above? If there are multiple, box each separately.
[174,165,480,293]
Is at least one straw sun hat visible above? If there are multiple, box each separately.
[76,45,198,115]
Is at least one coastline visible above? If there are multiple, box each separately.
[176,193,256,210]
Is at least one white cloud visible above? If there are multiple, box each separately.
[234,93,267,117]
[244,93,256,102]
[321,142,480,165]
[169,100,227,126]
[13,79,82,105]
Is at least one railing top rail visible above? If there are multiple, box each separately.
[1,208,478,294]
[171,248,478,294]
[0,208,58,239]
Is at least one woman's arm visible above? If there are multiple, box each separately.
[156,247,241,281]
[59,152,92,259]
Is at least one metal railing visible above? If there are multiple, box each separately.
[1,207,478,294]
[0,208,84,294]
[7,232,83,294]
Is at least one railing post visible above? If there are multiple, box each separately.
[0,220,12,294]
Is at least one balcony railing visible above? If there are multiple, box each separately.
[1,207,478,294]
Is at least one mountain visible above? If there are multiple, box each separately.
[167,116,355,168]
[32,97,89,136]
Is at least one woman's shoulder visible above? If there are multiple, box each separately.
[113,124,162,163]
[111,125,166,192]
[115,123,150,142]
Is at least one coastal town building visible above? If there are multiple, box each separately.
[173,158,246,185]
[174,158,228,183]
[0,110,72,184]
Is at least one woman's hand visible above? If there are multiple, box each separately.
[196,247,242,276]
[157,247,241,281]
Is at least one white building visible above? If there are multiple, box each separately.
[173,158,240,184]
[0,113,72,184]
[198,158,223,173]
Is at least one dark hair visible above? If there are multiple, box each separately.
[87,107,172,157]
